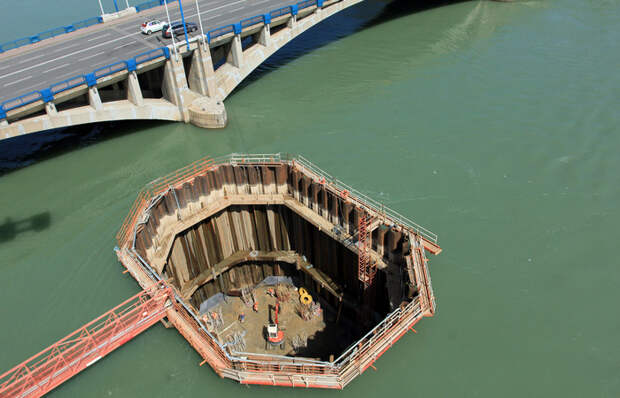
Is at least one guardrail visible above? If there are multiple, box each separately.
[0,0,334,121]
[0,17,103,54]
[136,0,165,12]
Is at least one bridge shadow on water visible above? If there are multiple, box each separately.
[0,212,51,244]
[0,120,170,176]
[231,0,467,95]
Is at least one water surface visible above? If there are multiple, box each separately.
[0,0,619,396]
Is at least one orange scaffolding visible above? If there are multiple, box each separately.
[0,285,173,398]
[357,212,376,288]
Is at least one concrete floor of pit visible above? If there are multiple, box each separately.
[203,285,353,360]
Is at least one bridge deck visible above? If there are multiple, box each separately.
[0,0,295,103]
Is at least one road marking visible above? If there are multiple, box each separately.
[52,42,82,53]
[4,75,32,87]
[16,82,45,93]
[43,63,70,73]
[228,6,244,13]
[115,41,138,50]
[19,53,47,64]
[88,33,111,41]
[79,52,105,61]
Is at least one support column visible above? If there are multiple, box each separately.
[126,71,144,106]
[188,42,217,98]
[287,15,297,29]
[88,87,103,110]
[228,35,243,68]
[258,24,270,46]
[162,56,191,122]
[45,102,57,116]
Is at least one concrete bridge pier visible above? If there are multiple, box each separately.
[258,24,271,46]
[163,51,227,129]
[228,35,244,68]
[126,72,144,107]
[89,87,104,110]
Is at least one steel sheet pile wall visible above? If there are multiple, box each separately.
[116,154,439,389]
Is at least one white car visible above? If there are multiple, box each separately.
[141,20,165,35]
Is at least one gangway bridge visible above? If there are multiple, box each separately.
[0,0,368,140]
[0,284,174,398]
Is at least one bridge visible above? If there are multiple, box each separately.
[0,0,363,140]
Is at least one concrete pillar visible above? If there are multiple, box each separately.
[188,43,217,98]
[162,56,191,122]
[287,15,297,29]
[126,71,144,106]
[88,87,103,110]
[45,102,58,116]
[258,25,270,46]
[228,35,243,68]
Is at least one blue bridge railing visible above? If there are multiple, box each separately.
[0,0,331,121]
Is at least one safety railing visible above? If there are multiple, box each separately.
[73,17,103,30]
[135,0,164,12]
[1,91,43,113]
[0,0,334,120]
[50,75,87,95]
[37,26,68,41]
[298,0,318,10]
[134,47,168,65]
[208,24,235,41]
[270,6,293,19]
[293,155,439,243]
[94,61,128,79]
[333,297,421,369]
[240,15,265,29]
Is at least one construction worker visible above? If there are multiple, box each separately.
[238,312,245,323]
[253,300,258,312]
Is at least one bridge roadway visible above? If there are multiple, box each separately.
[0,0,295,103]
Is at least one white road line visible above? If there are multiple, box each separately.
[79,52,105,61]
[228,6,244,13]
[43,63,70,73]
[115,41,138,50]
[0,64,14,71]
[19,53,48,64]
[16,82,45,93]
[88,33,110,41]
[91,60,112,67]
[52,42,82,53]
[4,75,32,87]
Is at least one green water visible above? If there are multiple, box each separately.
[1,0,619,396]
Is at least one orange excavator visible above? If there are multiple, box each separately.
[266,300,285,349]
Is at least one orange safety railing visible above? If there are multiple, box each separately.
[0,285,173,398]
[116,156,216,247]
